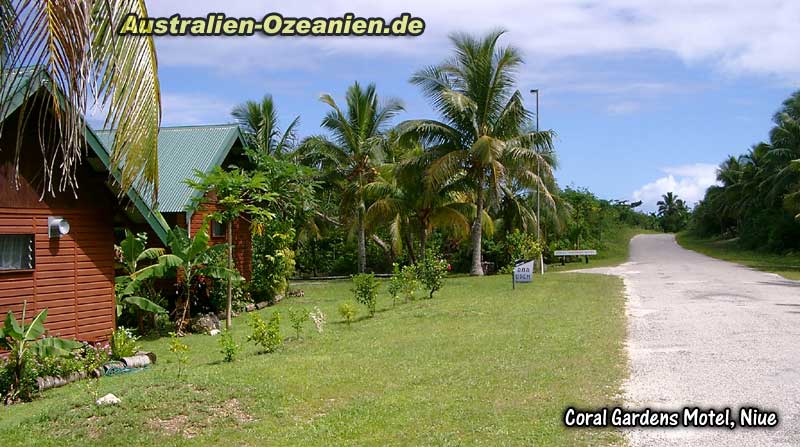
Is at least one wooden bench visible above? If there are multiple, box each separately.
[554,249,597,265]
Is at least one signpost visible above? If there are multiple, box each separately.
[512,259,534,289]
[553,249,598,265]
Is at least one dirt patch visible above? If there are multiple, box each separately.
[147,399,255,439]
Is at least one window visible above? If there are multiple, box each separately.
[0,234,35,271]
[211,220,225,238]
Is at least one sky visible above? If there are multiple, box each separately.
[140,0,800,212]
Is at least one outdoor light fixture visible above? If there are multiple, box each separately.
[48,216,70,238]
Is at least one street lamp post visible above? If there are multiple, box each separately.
[530,89,544,275]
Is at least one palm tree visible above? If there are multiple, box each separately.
[657,192,682,216]
[1,0,161,201]
[299,82,404,272]
[232,94,299,159]
[398,30,555,275]
[365,146,471,261]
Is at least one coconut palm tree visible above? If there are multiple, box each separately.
[1,0,161,200]
[232,94,300,159]
[299,82,404,272]
[398,30,555,275]
[365,146,471,261]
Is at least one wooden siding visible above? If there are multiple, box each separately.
[0,105,116,343]
[0,211,115,342]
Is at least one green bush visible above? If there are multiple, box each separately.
[252,221,296,300]
[338,302,356,327]
[287,308,309,340]
[417,250,448,299]
[247,312,282,353]
[352,273,379,316]
[388,263,403,306]
[401,264,419,302]
[110,327,140,360]
[218,330,240,363]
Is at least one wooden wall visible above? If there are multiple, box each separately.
[0,105,116,342]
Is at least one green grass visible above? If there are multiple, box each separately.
[677,232,800,280]
[1,274,627,446]
[549,226,659,272]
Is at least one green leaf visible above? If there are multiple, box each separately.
[32,337,82,358]
[24,308,48,341]
[4,310,23,340]
[123,296,167,314]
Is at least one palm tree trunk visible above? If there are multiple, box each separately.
[470,190,484,276]
[357,204,367,273]
[226,220,233,329]
[420,225,428,255]
[404,233,417,264]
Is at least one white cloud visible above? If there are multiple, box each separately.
[632,163,719,212]
[160,93,235,126]
[607,101,640,115]
[146,0,800,82]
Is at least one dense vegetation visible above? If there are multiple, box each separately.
[689,91,800,252]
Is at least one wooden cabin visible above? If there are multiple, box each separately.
[96,124,253,281]
[1,69,253,343]
[0,69,167,342]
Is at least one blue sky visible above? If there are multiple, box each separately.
[140,0,800,211]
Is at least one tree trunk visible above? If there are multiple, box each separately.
[226,220,233,330]
[177,277,191,335]
[470,190,484,276]
[404,233,417,264]
[420,222,428,256]
[357,204,367,273]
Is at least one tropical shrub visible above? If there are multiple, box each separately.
[114,230,168,330]
[417,250,448,299]
[400,264,419,302]
[352,273,379,316]
[218,330,240,363]
[287,308,308,340]
[247,312,282,353]
[0,304,82,403]
[110,327,140,360]
[388,263,403,306]
[338,302,356,327]
[252,221,297,300]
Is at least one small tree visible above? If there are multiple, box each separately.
[388,263,403,306]
[417,250,448,299]
[187,167,276,329]
[352,273,379,316]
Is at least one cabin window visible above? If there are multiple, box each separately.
[0,234,35,271]
[211,220,225,238]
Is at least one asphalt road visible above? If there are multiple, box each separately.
[583,234,800,446]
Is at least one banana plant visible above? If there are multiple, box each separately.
[114,230,168,319]
[1,301,82,402]
[137,219,243,334]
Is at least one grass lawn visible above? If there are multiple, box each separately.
[1,274,627,446]
[676,232,800,280]
[548,226,659,272]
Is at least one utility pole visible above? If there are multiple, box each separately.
[530,89,544,275]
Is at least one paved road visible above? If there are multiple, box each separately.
[583,234,800,446]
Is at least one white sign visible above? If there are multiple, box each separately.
[554,249,597,256]
[514,260,534,283]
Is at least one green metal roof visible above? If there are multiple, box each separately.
[95,124,243,213]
